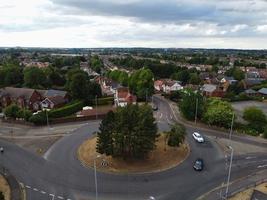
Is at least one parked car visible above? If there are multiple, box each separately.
[193,158,204,171]
[192,132,204,143]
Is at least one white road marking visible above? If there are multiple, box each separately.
[57,196,64,199]
[25,185,31,189]
[245,156,256,160]
[41,191,46,194]
[257,164,267,168]
[160,113,163,119]
[33,188,38,191]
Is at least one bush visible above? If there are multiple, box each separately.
[49,101,84,118]
[167,123,186,147]
[93,97,114,106]
[4,104,20,119]
[28,111,47,125]
[263,126,267,139]
[16,109,32,121]
[243,106,266,133]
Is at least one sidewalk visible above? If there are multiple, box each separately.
[197,170,267,200]
[156,94,267,145]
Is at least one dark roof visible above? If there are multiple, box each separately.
[47,96,66,105]
[1,87,37,100]
[201,84,217,93]
[38,89,67,98]
[245,89,257,94]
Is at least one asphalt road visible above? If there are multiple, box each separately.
[0,96,266,200]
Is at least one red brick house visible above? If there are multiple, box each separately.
[114,87,137,107]
[0,87,43,111]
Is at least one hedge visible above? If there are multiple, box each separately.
[29,101,84,125]
[92,97,114,106]
[49,101,84,119]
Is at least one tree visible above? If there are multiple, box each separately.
[263,126,267,139]
[0,191,4,200]
[96,104,158,159]
[225,67,245,81]
[16,109,32,121]
[166,123,186,147]
[24,67,47,88]
[69,73,89,100]
[189,73,201,85]
[171,70,190,84]
[179,89,205,120]
[4,104,20,119]
[203,98,234,128]
[129,68,154,100]
[243,107,266,133]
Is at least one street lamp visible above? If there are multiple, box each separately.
[95,95,98,120]
[195,97,198,124]
[94,154,101,200]
[229,113,235,141]
[224,146,234,199]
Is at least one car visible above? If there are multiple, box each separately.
[193,158,204,171]
[152,104,158,111]
[192,132,204,143]
[0,147,4,153]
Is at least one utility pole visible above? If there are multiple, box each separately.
[94,155,101,200]
[194,97,198,124]
[95,95,98,120]
[229,113,235,141]
[225,146,234,200]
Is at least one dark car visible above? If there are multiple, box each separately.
[193,158,204,171]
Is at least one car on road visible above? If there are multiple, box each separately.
[192,132,204,143]
[193,158,204,171]
[152,104,158,111]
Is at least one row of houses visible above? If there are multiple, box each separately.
[0,87,69,111]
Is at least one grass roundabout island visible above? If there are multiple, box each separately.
[0,174,11,200]
[78,134,189,174]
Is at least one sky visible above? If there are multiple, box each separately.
[0,0,267,49]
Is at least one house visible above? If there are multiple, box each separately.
[95,76,120,96]
[220,76,238,85]
[258,88,267,98]
[0,87,69,111]
[0,87,43,111]
[41,96,66,109]
[114,87,137,107]
[245,89,257,96]
[201,84,225,97]
[154,79,183,93]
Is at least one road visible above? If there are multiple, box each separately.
[0,96,266,200]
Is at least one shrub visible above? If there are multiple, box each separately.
[94,97,114,106]
[167,123,186,147]
[29,111,47,125]
[49,101,84,118]
[263,126,267,139]
[243,107,266,133]
[4,104,20,119]
[16,109,32,121]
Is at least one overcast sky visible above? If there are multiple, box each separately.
[1,0,267,49]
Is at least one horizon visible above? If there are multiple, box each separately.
[1,0,267,49]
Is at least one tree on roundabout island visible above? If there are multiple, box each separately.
[96,104,158,159]
[164,123,186,151]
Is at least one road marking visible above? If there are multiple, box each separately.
[245,156,256,160]
[41,191,46,194]
[257,164,267,168]
[25,185,31,189]
[57,196,64,199]
[160,113,163,119]
[33,188,38,191]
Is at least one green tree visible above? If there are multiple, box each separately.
[171,70,190,84]
[263,126,267,139]
[203,98,234,128]
[0,191,4,200]
[179,89,205,120]
[24,67,47,88]
[166,123,186,147]
[96,104,158,159]
[69,73,89,100]
[16,109,32,121]
[4,104,20,119]
[243,107,266,133]
[129,68,154,100]
[189,73,201,85]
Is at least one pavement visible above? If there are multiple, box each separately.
[0,96,266,200]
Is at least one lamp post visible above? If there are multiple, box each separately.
[225,146,234,199]
[194,97,198,124]
[229,113,235,141]
[94,155,101,200]
[95,95,98,120]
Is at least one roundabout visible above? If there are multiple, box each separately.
[78,135,189,174]
[0,96,266,200]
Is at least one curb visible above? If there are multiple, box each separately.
[1,168,22,200]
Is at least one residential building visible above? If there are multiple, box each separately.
[114,87,137,107]
[201,84,225,97]
[258,88,267,98]
[154,79,183,93]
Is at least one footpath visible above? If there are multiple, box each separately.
[198,170,267,200]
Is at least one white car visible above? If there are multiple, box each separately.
[192,132,204,143]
